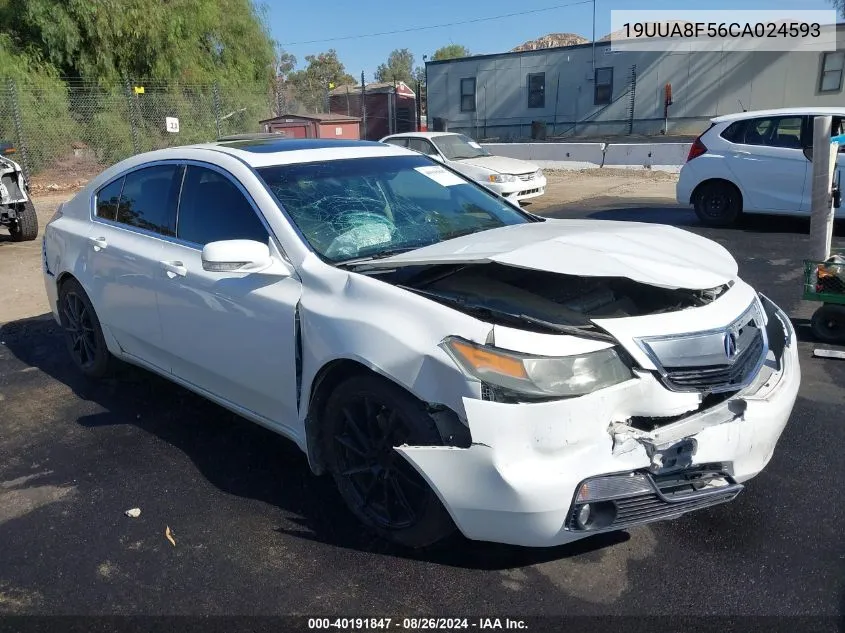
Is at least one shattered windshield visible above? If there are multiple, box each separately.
[432,134,491,160]
[256,155,530,263]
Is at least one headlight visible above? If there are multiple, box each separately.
[535,169,544,179]
[441,337,634,398]
[488,173,517,183]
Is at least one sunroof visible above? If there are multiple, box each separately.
[217,138,385,153]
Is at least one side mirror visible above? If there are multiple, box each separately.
[202,239,277,274]
[428,153,444,163]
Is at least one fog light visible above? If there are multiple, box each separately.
[573,501,617,531]
[577,504,592,529]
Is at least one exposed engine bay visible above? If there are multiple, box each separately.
[372,262,731,334]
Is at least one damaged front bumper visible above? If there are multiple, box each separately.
[397,295,800,547]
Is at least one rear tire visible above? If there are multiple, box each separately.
[58,278,113,378]
[8,199,38,242]
[811,304,845,344]
[321,374,455,548]
[694,181,741,227]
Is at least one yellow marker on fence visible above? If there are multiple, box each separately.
[133,86,145,95]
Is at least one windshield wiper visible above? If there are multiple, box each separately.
[403,288,615,341]
[335,245,425,268]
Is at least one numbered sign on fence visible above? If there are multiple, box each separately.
[165,117,180,133]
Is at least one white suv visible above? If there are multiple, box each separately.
[677,107,845,226]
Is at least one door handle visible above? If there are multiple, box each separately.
[88,236,108,251]
[160,260,187,278]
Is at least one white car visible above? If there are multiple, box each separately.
[380,132,547,203]
[43,137,800,548]
[677,107,845,226]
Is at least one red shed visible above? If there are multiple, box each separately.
[259,113,361,139]
[329,81,418,141]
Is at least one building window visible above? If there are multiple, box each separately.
[527,72,545,108]
[460,78,476,112]
[819,51,844,93]
[594,67,613,105]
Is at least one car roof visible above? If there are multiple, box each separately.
[112,138,417,170]
[712,107,845,123]
[381,132,459,140]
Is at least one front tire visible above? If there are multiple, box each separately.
[694,181,741,227]
[58,278,113,378]
[811,304,845,344]
[322,374,455,548]
[8,199,38,241]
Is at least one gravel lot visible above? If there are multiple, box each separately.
[0,171,842,623]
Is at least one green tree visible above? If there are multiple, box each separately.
[287,49,355,113]
[829,0,844,17]
[432,44,470,61]
[374,48,415,85]
[0,0,275,86]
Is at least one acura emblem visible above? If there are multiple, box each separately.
[724,331,738,359]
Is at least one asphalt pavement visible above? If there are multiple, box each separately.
[0,198,843,623]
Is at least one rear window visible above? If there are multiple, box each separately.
[116,165,181,236]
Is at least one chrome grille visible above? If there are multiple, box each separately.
[637,301,768,394]
[663,328,764,391]
[517,173,535,181]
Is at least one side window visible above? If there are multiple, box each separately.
[819,51,844,93]
[720,121,746,143]
[742,117,804,148]
[408,138,437,156]
[177,166,269,246]
[384,138,408,148]
[527,72,545,109]
[594,67,613,105]
[460,78,476,112]
[116,165,181,236]
[96,177,124,221]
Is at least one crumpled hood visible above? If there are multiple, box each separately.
[454,155,539,175]
[362,219,738,290]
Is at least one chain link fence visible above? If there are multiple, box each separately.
[0,78,278,179]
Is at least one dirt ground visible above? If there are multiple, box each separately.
[0,170,678,326]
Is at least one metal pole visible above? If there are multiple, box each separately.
[361,71,367,140]
[212,82,222,139]
[810,115,837,261]
[592,0,597,71]
[124,80,140,155]
[8,79,31,179]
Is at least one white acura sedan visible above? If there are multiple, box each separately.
[380,132,546,203]
[43,137,800,548]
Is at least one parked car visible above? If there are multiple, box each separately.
[43,137,800,548]
[380,132,546,203]
[677,107,845,226]
[1,152,38,241]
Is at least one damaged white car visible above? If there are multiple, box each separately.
[1,153,38,241]
[42,138,800,548]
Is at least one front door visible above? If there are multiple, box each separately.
[155,164,302,430]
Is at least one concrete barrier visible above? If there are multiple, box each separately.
[483,141,692,173]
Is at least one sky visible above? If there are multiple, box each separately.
[265,0,836,81]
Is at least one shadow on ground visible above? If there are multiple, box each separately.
[0,313,626,571]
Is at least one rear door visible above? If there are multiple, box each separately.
[727,115,808,213]
[85,163,181,370]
